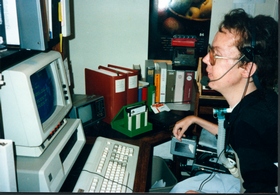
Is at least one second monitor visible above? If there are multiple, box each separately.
[68,94,105,128]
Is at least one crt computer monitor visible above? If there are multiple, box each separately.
[1,50,72,157]
[68,94,106,128]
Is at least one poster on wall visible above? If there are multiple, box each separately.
[148,0,212,60]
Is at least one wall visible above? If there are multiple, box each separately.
[69,0,149,94]
[69,0,278,94]
[209,0,279,43]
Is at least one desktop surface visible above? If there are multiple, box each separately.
[60,110,191,192]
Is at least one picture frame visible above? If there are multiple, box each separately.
[148,0,212,60]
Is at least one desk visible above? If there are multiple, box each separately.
[59,82,198,192]
[60,111,191,192]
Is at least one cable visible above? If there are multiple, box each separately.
[208,55,245,83]
[241,61,254,99]
[200,55,245,86]
[197,147,229,192]
[194,77,251,192]
[81,169,133,192]
[198,172,216,191]
[198,81,249,192]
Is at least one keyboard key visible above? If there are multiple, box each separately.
[73,137,139,193]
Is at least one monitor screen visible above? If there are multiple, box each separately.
[77,104,92,124]
[171,136,197,158]
[31,65,56,124]
[175,142,195,154]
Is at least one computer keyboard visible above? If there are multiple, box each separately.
[73,136,139,193]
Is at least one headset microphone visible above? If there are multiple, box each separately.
[200,76,210,86]
[200,74,225,86]
[200,55,245,86]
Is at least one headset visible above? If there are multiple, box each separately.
[240,19,261,62]
[240,19,262,89]
[201,19,259,86]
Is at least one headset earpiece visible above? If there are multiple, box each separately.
[241,19,256,62]
[241,46,255,62]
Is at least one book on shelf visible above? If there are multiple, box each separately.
[138,81,149,102]
[147,85,155,111]
[145,59,155,85]
[183,71,195,103]
[165,64,176,103]
[133,64,142,80]
[101,64,139,104]
[154,62,161,103]
[144,59,196,111]
[174,70,185,103]
[159,62,167,103]
[141,86,148,101]
[85,68,126,124]
[165,70,194,111]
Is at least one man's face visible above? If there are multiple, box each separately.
[202,28,244,93]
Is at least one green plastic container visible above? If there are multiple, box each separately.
[111,101,153,137]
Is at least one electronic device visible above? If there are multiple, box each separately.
[171,36,198,70]
[191,129,234,176]
[16,118,86,192]
[16,0,61,50]
[0,139,17,192]
[170,136,197,158]
[73,136,139,193]
[1,50,72,157]
[68,94,105,127]
[16,0,48,50]
[191,151,229,176]
[172,47,198,70]
[241,21,257,63]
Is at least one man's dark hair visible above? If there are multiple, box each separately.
[219,8,278,90]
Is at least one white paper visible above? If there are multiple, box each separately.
[151,179,166,189]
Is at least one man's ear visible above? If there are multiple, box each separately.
[240,62,257,78]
